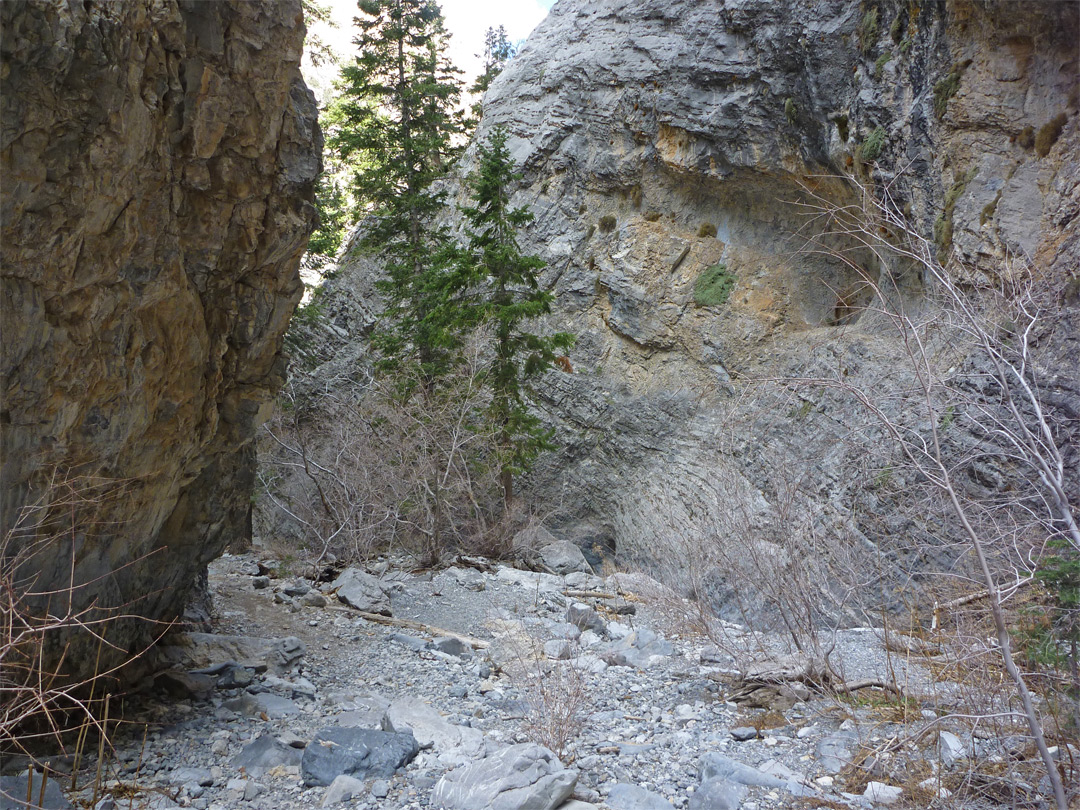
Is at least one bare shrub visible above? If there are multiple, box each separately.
[506,635,592,761]
[786,171,1077,809]
[1,471,161,793]
[259,331,504,568]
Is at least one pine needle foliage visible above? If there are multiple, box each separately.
[471,25,517,96]
[332,0,471,388]
[460,127,575,504]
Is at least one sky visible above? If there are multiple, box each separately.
[303,0,554,103]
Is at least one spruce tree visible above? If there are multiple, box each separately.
[471,25,516,96]
[461,127,574,505]
[331,0,469,387]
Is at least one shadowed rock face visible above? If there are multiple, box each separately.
[1,0,320,679]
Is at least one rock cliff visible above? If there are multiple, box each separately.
[1,0,319,677]
[446,0,1079,588]
[314,0,1077,613]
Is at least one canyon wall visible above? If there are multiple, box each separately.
[297,0,1076,618]
[458,0,1078,597]
[1,0,320,676]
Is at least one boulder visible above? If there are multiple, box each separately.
[602,627,673,669]
[688,779,746,810]
[301,727,419,787]
[431,637,471,658]
[431,743,576,810]
[496,567,563,593]
[863,782,903,805]
[566,604,606,634]
[439,567,487,591]
[815,730,858,774]
[937,730,967,767]
[167,767,214,787]
[381,698,485,766]
[321,775,365,806]
[230,734,303,777]
[156,633,304,675]
[332,569,392,615]
[538,541,592,575]
[0,772,72,809]
[699,753,785,788]
[511,522,559,554]
[606,783,674,809]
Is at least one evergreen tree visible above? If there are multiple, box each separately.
[331,0,469,386]
[460,127,574,505]
[307,171,349,266]
[471,25,516,96]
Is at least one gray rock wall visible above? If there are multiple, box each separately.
[1,0,320,679]
[315,0,1077,613]
[456,0,1079,588]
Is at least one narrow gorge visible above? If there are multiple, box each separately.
[1,1,1077,809]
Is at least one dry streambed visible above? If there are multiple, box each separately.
[3,552,1070,810]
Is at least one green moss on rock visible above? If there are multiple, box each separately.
[857,8,879,54]
[932,62,970,119]
[860,126,887,162]
[693,263,736,307]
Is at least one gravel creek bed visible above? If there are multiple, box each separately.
[7,552,1070,810]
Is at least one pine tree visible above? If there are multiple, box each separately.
[331,0,469,387]
[471,25,516,96]
[461,127,574,505]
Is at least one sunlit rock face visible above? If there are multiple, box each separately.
[1,0,320,679]
[301,0,1075,620]
[451,0,1077,590]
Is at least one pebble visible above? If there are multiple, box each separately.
[67,553,1000,810]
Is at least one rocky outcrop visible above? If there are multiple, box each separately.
[443,0,1078,590]
[310,0,1077,616]
[1,0,320,678]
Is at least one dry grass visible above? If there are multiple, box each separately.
[1,471,165,804]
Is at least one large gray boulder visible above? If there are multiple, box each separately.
[381,698,486,766]
[606,783,674,809]
[231,734,303,778]
[301,727,419,787]
[699,753,786,788]
[431,743,577,810]
[332,569,392,615]
[538,540,593,575]
[0,772,72,810]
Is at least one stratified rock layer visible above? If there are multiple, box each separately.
[292,0,1076,621]
[452,0,1078,591]
[1,0,319,678]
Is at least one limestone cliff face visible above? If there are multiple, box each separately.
[1,0,319,675]
[316,0,1077,608]
[457,0,1078,586]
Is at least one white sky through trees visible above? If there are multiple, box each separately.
[303,0,553,103]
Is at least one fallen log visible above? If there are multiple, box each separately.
[731,653,908,700]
